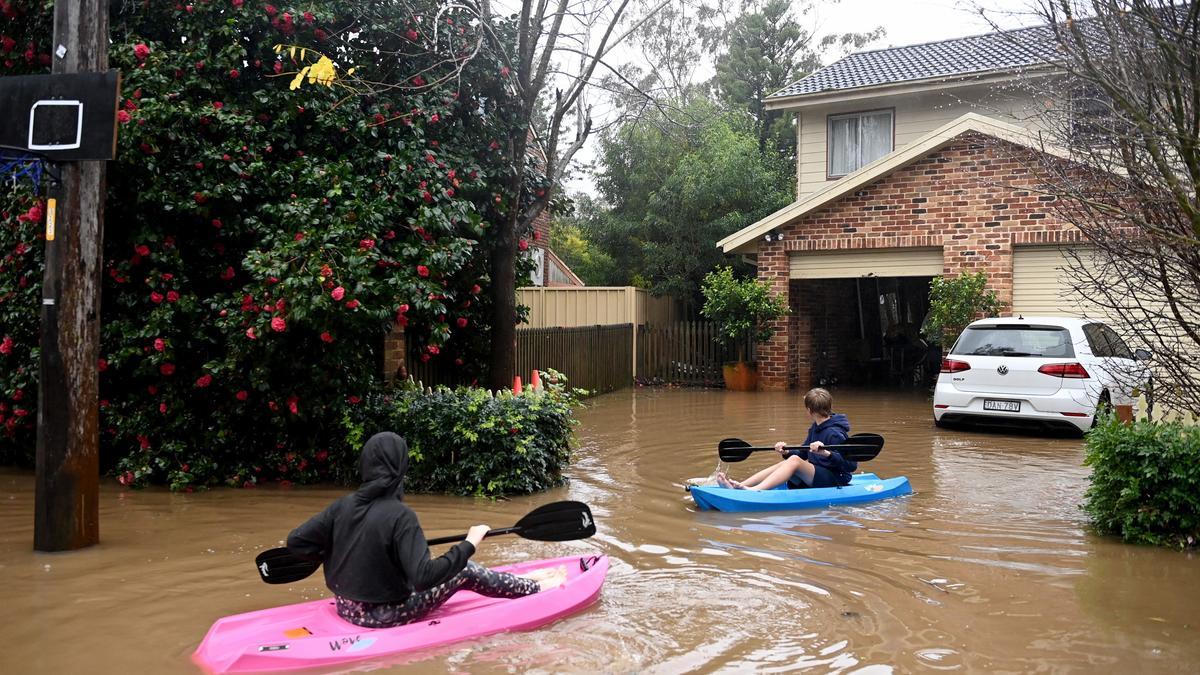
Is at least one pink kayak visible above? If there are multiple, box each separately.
[194,554,608,673]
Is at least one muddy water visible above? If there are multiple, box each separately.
[2,388,1198,674]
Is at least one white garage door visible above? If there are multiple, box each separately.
[1012,245,1105,318]
[789,248,943,279]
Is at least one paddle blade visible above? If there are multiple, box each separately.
[841,433,885,462]
[255,547,321,585]
[514,501,596,542]
[718,438,754,462]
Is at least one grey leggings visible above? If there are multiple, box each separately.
[335,561,539,628]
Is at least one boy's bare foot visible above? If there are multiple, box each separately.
[716,472,745,490]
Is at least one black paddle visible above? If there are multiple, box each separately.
[254,500,597,585]
[718,433,885,463]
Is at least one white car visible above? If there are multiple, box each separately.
[933,316,1152,435]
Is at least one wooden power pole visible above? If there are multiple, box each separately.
[34,0,110,551]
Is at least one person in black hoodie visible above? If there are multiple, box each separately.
[287,432,562,629]
[717,388,858,490]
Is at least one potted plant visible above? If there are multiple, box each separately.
[700,267,789,391]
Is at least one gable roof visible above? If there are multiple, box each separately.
[768,24,1060,102]
[716,113,1076,254]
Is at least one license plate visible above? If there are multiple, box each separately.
[984,399,1021,412]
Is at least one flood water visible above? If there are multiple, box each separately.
[2,388,1198,673]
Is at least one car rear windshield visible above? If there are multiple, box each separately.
[951,325,1075,358]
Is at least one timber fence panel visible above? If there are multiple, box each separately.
[636,322,756,387]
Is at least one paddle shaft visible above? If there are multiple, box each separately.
[427,526,519,546]
[735,443,871,454]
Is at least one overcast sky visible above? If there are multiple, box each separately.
[563,0,1040,197]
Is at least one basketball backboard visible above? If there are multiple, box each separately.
[0,70,120,161]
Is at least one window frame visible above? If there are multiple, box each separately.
[826,108,896,180]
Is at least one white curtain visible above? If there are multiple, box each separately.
[829,111,892,176]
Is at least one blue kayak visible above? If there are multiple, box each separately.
[689,473,912,512]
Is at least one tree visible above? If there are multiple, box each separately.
[999,1,1200,415]
[922,272,1003,346]
[595,100,794,305]
[549,195,622,285]
[700,266,788,362]
[711,0,882,159]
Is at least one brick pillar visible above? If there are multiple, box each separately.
[757,241,791,390]
[382,321,407,384]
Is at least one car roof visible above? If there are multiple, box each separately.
[965,316,1099,329]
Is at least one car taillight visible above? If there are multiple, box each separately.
[1038,362,1090,378]
[940,359,971,373]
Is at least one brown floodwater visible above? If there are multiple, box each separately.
[2,388,1198,673]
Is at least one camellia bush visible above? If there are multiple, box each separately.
[1084,415,1200,549]
[922,271,1002,346]
[0,0,556,490]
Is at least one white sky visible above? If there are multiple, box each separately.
[563,0,1040,197]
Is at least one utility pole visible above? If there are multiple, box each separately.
[34,0,110,551]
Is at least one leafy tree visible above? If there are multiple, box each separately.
[700,266,788,362]
[549,196,622,286]
[595,101,793,305]
[922,272,1002,347]
[711,0,882,159]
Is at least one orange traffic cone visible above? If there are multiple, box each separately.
[531,369,542,391]
[512,375,522,395]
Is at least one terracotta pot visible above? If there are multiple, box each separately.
[722,362,760,391]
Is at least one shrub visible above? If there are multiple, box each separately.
[922,272,1001,346]
[341,371,580,496]
[700,266,788,362]
[1084,415,1200,549]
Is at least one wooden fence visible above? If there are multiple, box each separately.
[405,324,634,394]
[636,322,753,387]
[518,286,682,328]
[406,321,743,392]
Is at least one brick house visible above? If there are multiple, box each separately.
[717,25,1101,390]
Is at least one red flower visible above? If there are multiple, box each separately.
[194,192,206,204]
[417,265,430,277]
[195,61,205,71]
[430,113,440,123]
[268,400,279,412]
[320,332,334,343]
[320,265,333,278]
[150,291,164,304]
[303,11,314,22]
[422,190,433,203]
[398,304,409,314]
[221,266,235,281]
[471,284,481,295]
[500,66,510,77]
[0,336,13,355]
[232,0,243,7]
[162,273,174,281]
[428,345,440,355]
[406,29,418,41]
[229,68,239,79]
[196,374,212,388]
[488,140,500,150]
[273,61,283,74]
[412,75,426,87]
[135,244,150,256]
[236,390,248,401]
[133,43,150,61]
[456,317,468,328]
[167,291,180,303]
[245,327,257,340]
[160,363,176,376]
[294,232,305,241]
[212,101,224,110]
[118,471,135,486]
[138,435,151,450]
[287,396,299,415]
[147,385,158,395]
[345,299,360,309]
[159,402,168,414]
[154,338,165,352]
[117,110,131,124]
[519,239,529,251]
[331,286,345,301]
[347,395,361,405]
[265,4,277,16]
[315,449,329,462]
[271,316,286,332]
[359,238,375,250]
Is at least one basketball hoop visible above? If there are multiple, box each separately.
[0,146,55,193]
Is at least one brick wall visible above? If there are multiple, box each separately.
[382,320,407,383]
[759,134,1086,388]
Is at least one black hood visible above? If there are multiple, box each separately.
[356,432,409,502]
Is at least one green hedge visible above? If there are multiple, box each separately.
[341,372,581,496]
[1084,415,1200,549]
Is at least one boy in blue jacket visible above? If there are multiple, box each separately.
[718,388,857,490]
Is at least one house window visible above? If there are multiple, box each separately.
[827,109,893,178]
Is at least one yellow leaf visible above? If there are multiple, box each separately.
[274,44,282,54]
[346,67,356,76]
[301,48,306,60]
[289,46,296,60]
[290,66,310,91]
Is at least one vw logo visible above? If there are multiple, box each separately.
[997,365,1009,376]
